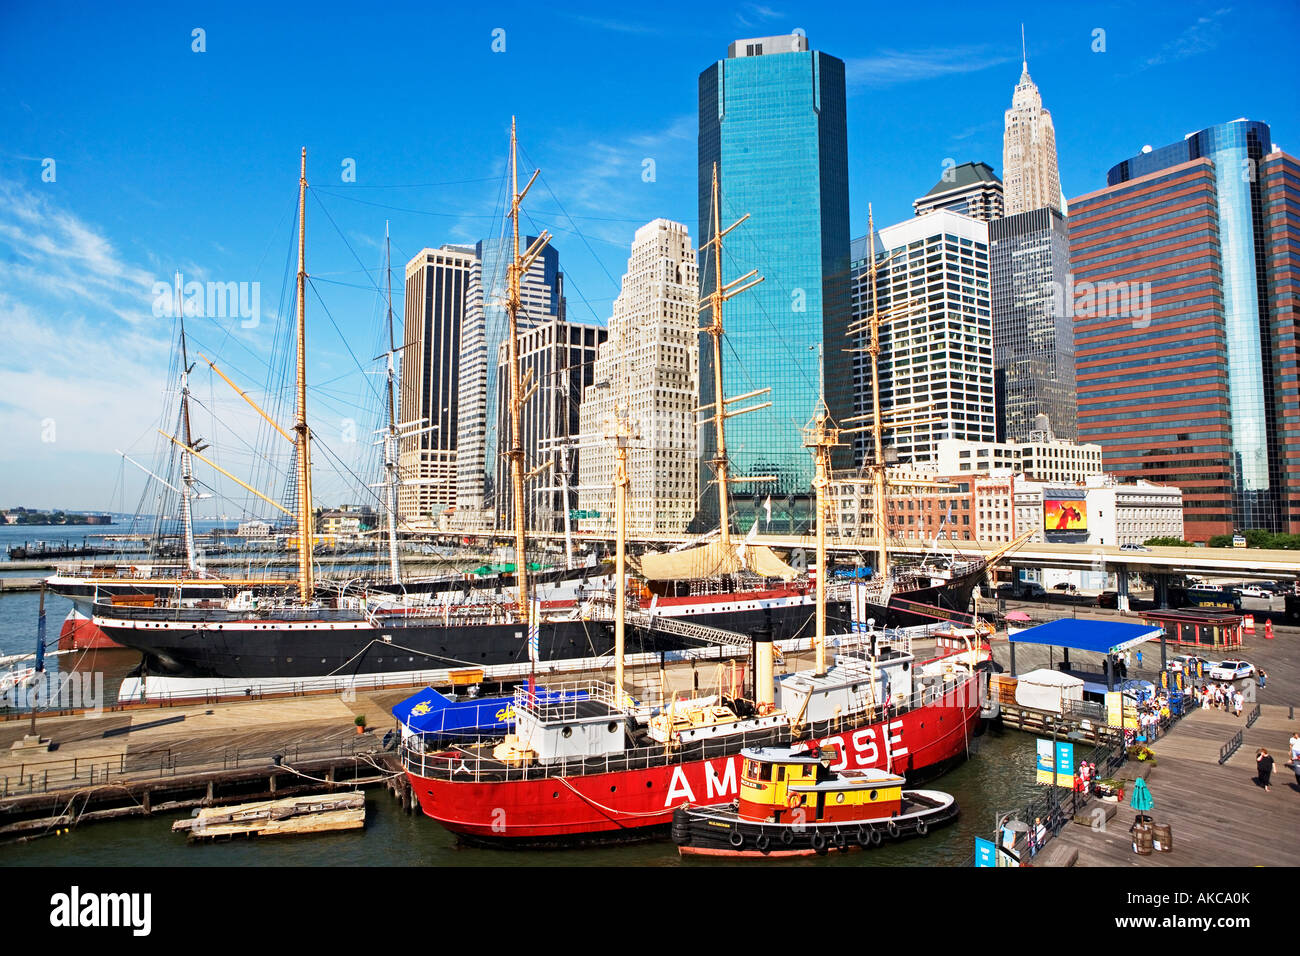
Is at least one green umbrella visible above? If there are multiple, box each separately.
[1130,777,1154,812]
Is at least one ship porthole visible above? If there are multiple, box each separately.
[646,781,653,788]
[609,786,617,793]
[562,727,572,738]
[607,722,618,734]
[836,792,845,804]
[869,790,878,801]
[553,792,558,798]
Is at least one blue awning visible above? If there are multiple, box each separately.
[392,685,591,737]
[392,687,517,736]
[1007,618,1162,655]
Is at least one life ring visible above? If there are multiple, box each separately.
[916,819,929,837]
[728,828,744,848]
[755,833,771,854]
[810,831,827,854]
[886,820,900,839]
[780,828,795,846]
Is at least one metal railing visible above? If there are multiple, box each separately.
[0,735,374,798]
[1219,729,1243,765]
[403,670,985,785]
[1245,703,1261,728]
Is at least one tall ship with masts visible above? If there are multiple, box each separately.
[85,136,798,694]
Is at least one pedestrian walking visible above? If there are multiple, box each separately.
[1289,732,1300,788]
[1257,748,1274,792]
[1258,668,1267,689]
[1234,690,1243,718]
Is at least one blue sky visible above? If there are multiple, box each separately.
[2,0,1297,512]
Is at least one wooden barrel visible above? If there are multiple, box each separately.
[1132,824,1153,856]
[1152,823,1172,853]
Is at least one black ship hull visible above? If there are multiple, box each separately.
[93,598,854,680]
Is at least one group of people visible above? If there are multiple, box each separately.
[1074,759,1100,794]
[1196,681,1245,716]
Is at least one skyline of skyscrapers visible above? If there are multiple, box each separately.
[382,33,1294,546]
[695,33,853,532]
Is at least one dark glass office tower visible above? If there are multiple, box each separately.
[696,34,852,532]
[1071,119,1298,539]
[990,206,1077,442]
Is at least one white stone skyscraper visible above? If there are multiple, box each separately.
[577,219,699,535]
[1002,52,1062,215]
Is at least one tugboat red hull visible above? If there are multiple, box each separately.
[406,680,981,847]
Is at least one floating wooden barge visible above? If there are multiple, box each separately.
[172,791,365,841]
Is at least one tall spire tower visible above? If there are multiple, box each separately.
[1002,29,1062,215]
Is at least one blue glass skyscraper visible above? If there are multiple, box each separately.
[696,34,851,531]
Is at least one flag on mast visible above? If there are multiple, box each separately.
[763,495,772,524]
[527,597,540,665]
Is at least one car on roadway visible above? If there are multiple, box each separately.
[1237,586,1270,599]
[1052,582,1077,593]
[1208,659,1255,681]
[1097,590,1119,609]
[1120,543,1151,552]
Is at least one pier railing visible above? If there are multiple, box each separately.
[0,735,378,798]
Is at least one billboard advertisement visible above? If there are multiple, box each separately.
[1035,739,1074,786]
[1044,497,1087,533]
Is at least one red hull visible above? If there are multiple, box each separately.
[407,680,980,844]
[58,608,123,650]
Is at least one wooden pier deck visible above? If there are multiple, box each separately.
[0,690,415,841]
[1040,704,1300,867]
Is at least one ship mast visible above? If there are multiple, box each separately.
[175,275,199,576]
[382,221,401,584]
[698,163,768,547]
[505,118,551,621]
[294,147,315,603]
[804,407,843,678]
[865,207,888,579]
[611,410,635,693]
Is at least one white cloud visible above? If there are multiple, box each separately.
[1143,7,1234,68]
[845,47,1014,90]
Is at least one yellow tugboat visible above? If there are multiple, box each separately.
[672,744,957,857]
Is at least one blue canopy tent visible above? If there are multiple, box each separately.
[1007,619,1164,691]
[392,685,591,741]
[392,687,517,738]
